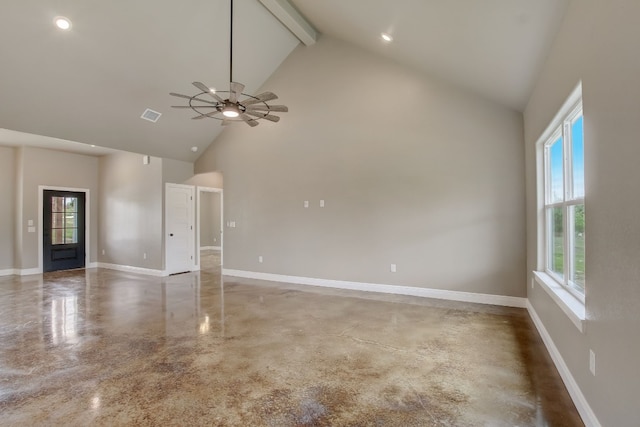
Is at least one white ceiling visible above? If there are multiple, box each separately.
[290,0,569,111]
[0,0,568,161]
[0,0,299,162]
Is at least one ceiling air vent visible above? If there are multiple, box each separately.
[141,108,162,123]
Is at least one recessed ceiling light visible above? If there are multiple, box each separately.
[191,146,198,152]
[54,16,72,30]
[381,33,393,42]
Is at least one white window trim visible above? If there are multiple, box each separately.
[535,82,585,332]
[533,271,585,332]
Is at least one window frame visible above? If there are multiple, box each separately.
[542,100,585,302]
[534,83,586,332]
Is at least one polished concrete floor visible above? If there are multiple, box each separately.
[0,250,583,426]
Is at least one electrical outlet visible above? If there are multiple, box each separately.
[589,350,596,376]
[304,200,309,208]
[390,264,397,273]
[143,253,147,260]
[320,200,325,208]
[258,256,263,263]
[102,249,105,255]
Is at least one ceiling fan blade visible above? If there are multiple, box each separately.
[239,113,259,127]
[170,92,218,105]
[245,104,288,112]
[242,92,278,106]
[245,111,281,122]
[191,111,221,120]
[221,119,232,126]
[229,82,245,103]
[192,82,226,103]
[171,105,217,108]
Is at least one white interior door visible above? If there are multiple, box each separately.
[165,184,195,275]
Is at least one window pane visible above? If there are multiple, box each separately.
[52,197,65,213]
[549,136,564,203]
[65,197,77,213]
[572,204,585,290]
[65,228,77,244]
[65,213,77,228]
[550,207,564,277]
[52,213,65,228]
[572,115,585,199]
[52,229,64,245]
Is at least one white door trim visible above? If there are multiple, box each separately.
[164,183,196,275]
[38,185,92,274]
[196,186,224,269]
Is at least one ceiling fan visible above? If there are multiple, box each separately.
[169,0,288,127]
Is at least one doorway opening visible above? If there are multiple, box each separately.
[197,187,223,274]
[42,189,86,272]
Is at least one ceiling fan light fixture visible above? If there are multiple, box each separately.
[54,16,72,30]
[381,33,393,42]
[222,105,240,118]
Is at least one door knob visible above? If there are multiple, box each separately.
[169,233,174,237]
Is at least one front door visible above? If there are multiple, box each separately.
[43,190,86,272]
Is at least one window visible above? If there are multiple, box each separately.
[542,98,585,298]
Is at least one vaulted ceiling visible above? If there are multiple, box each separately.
[0,0,568,162]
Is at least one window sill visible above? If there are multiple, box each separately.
[533,271,585,333]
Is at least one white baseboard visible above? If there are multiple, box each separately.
[98,262,167,277]
[200,246,221,251]
[222,269,527,308]
[0,263,100,276]
[0,268,17,277]
[527,301,601,427]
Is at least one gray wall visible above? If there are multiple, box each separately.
[199,191,221,248]
[524,0,640,425]
[162,158,194,185]
[196,36,526,297]
[0,147,15,270]
[99,152,163,270]
[185,171,223,189]
[15,146,99,270]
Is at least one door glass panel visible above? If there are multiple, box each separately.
[65,228,77,244]
[52,197,65,212]
[65,197,77,212]
[52,229,64,245]
[65,213,77,228]
[550,207,564,277]
[52,213,65,228]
